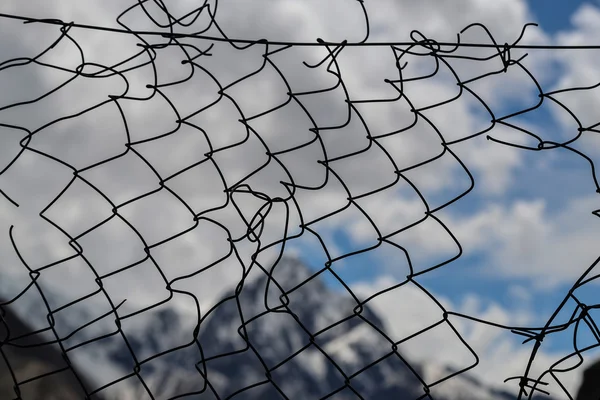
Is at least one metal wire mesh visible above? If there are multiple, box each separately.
[1,2,600,399]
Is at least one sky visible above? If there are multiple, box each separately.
[527,0,588,31]
[1,0,600,398]
[291,0,600,385]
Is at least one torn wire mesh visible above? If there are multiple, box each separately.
[0,2,599,400]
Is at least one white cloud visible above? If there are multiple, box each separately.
[346,188,600,290]
[545,4,600,152]
[352,276,596,398]
[435,195,600,288]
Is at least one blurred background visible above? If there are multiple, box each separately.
[2,1,600,398]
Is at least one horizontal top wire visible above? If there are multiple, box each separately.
[2,12,600,49]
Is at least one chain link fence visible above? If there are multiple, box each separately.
[1,2,600,399]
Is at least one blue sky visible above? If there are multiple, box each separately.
[527,0,588,32]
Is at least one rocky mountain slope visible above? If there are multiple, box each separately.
[101,257,545,400]
[0,256,560,399]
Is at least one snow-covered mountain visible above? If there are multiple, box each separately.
[94,256,548,400]
[0,256,558,399]
[0,256,556,399]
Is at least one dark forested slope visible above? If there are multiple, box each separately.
[0,304,100,400]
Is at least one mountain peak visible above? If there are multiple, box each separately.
[63,256,537,400]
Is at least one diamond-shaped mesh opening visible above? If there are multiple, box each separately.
[98,259,169,318]
[76,216,147,277]
[80,151,158,206]
[117,189,194,246]
[43,178,114,238]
